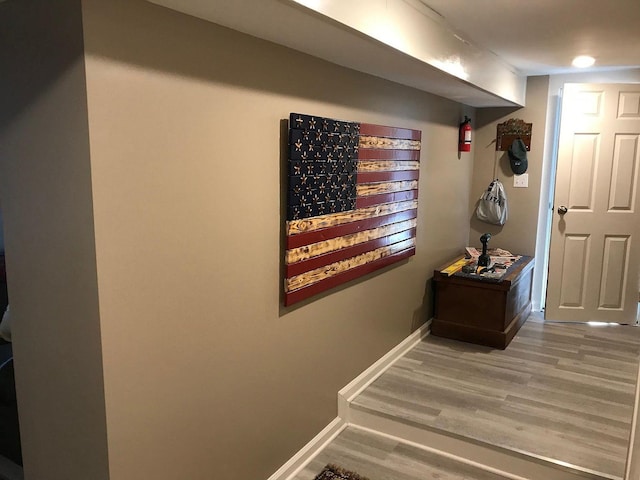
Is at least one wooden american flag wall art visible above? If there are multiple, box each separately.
[284,113,422,306]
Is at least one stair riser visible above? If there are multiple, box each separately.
[349,406,614,480]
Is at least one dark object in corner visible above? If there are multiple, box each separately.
[0,254,20,470]
[314,464,370,480]
[0,343,21,467]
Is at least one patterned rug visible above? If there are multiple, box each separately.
[313,464,370,480]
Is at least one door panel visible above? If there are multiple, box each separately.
[599,235,629,309]
[618,91,640,118]
[558,234,590,308]
[609,134,638,211]
[546,83,640,323]
[568,134,598,209]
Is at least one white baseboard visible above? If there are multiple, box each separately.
[338,319,431,421]
[266,320,431,480]
[624,352,640,480]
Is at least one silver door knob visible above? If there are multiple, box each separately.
[557,206,568,215]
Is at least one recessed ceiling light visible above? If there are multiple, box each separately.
[572,55,595,68]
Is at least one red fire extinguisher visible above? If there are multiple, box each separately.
[459,116,472,152]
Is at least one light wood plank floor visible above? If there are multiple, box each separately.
[294,426,512,480]
[351,315,640,479]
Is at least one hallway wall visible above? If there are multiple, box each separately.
[81,1,475,479]
[0,1,109,479]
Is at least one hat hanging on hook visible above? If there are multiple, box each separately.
[508,138,528,175]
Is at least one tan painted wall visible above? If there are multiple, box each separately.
[79,1,474,479]
[469,76,550,256]
[0,1,110,479]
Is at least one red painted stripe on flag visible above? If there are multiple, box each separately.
[355,190,418,209]
[358,149,420,161]
[284,247,416,306]
[357,170,419,184]
[360,123,422,141]
[286,228,416,277]
[286,209,418,249]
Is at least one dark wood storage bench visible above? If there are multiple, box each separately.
[432,255,534,349]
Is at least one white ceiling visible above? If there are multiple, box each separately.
[419,0,640,76]
[148,0,640,107]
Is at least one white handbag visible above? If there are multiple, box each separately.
[476,179,508,225]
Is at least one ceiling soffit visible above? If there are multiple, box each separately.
[147,0,527,107]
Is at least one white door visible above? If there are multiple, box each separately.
[546,83,640,323]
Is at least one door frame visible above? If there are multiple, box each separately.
[531,87,563,312]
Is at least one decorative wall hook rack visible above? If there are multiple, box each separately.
[496,118,532,151]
